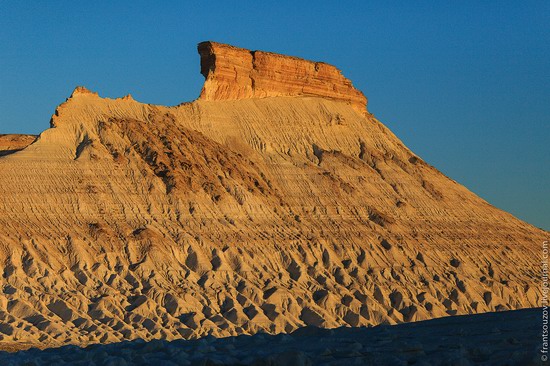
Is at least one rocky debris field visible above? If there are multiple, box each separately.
[0,308,542,366]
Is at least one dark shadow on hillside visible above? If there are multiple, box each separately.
[0,308,542,365]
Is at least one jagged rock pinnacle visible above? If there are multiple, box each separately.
[71,86,99,98]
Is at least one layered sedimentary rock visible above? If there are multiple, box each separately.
[198,41,367,113]
[0,42,545,350]
[0,134,36,156]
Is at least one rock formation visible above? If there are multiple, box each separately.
[0,309,540,364]
[198,41,367,113]
[0,41,544,350]
[0,134,36,156]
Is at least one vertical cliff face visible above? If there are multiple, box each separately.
[198,41,368,114]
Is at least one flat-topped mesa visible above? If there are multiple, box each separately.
[198,41,368,114]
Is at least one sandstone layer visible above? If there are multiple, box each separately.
[198,41,367,113]
[0,42,545,350]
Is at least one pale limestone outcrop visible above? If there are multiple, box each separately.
[198,41,367,113]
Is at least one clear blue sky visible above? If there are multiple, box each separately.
[0,1,548,230]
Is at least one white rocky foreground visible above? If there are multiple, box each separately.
[0,308,543,365]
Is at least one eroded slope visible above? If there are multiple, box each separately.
[0,134,36,156]
[0,43,545,350]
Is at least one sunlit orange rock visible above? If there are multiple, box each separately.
[198,41,367,114]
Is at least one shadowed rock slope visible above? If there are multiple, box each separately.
[0,42,545,350]
[1,309,541,365]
